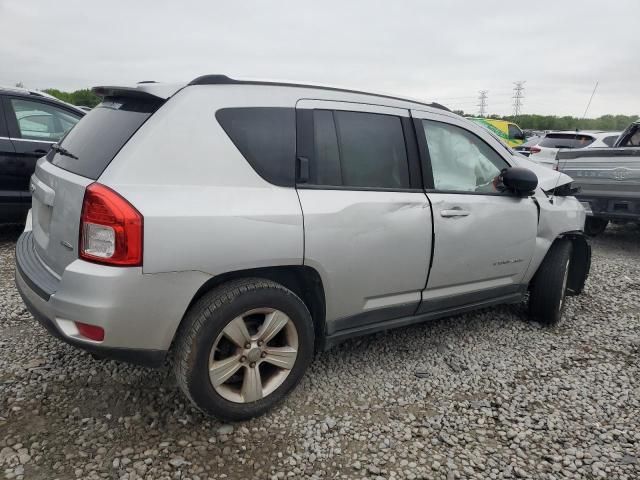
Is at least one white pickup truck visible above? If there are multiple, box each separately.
[557,120,640,235]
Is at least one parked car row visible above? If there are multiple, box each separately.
[0,86,85,222]
[526,131,621,168]
[14,75,590,420]
[557,120,640,235]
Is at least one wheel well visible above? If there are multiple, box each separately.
[560,233,592,295]
[184,265,327,350]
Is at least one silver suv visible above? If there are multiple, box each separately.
[15,75,591,420]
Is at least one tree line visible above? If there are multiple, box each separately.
[454,111,638,131]
[27,85,640,131]
[43,88,102,108]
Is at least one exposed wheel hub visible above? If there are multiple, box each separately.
[245,346,262,364]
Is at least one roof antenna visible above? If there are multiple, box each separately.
[550,80,598,203]
[582,81,599,120]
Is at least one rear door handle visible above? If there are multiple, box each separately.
[440,209,470,218]
[296,156,310,183]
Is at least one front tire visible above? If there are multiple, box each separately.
[174,278,314,421]
[529,239,572,326]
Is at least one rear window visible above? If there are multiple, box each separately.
[216,108,295,187]
[538,133,595,149]
[48,96,163,180]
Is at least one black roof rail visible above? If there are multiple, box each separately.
[188,74,451,112]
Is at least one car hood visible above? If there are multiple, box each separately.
[512,154,573,191]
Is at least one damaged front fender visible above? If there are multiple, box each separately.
[562,232,591,295]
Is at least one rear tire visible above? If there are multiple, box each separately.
[173,278,315,421]
[529,239,572,326]
[584,217,608,236]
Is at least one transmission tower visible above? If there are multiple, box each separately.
[512,81,526,116]
[477,90,488,117]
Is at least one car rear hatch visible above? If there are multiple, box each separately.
[534,133,596,162]
[29,88,166,277]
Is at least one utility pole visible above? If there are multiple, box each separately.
[512,81,526,117]
[477,90,488,117]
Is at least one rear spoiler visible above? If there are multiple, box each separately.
[92,82,183,100]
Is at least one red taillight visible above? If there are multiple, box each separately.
[80,183,143,266]
[75,322,105,341]
[530,146,541,154]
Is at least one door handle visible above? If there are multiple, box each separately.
[33,149,48,155]
[296,156,310,183]
[440,209,470,218]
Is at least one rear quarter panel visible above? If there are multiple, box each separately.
[98,86,304,276]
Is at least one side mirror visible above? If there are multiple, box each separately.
[500,167,538,196]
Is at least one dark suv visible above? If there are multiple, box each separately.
[0,86,85,222]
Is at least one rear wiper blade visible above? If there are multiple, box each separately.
[51,143,78,160]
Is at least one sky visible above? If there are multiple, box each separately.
[0,0,638,117]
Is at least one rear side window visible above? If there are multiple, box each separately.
[539,133,595,149]
[50,96,162,180]
[9,98,81,142]
[602,135,618,147]
[216,108,296,187]
[311,110,410,189]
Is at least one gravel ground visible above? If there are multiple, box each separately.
[1,223,639,480]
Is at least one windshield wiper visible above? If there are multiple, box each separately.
[51,143,78,160]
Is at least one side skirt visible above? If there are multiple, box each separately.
[323,288,525,350]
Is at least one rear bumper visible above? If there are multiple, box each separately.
[577,194,640,221]
[15,271,165,367]
[15,231,210,367]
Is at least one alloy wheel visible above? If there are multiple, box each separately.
[208,308,299,403]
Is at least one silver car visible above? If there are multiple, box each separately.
[15,75,591,420]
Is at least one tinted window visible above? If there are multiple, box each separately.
[9,98,80,141]
[49,96,162,180]
[508,124,523,140]
[617,125,640,147]
[423,120,509,193]
[216,108,295,186]
[313,110,341,185]
[602,135,618,147]
[311,110,410,189]
[538,133,595,149]
[623,129,640,146]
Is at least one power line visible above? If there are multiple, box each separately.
[512,81,526,116]
[477,90,488,117]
